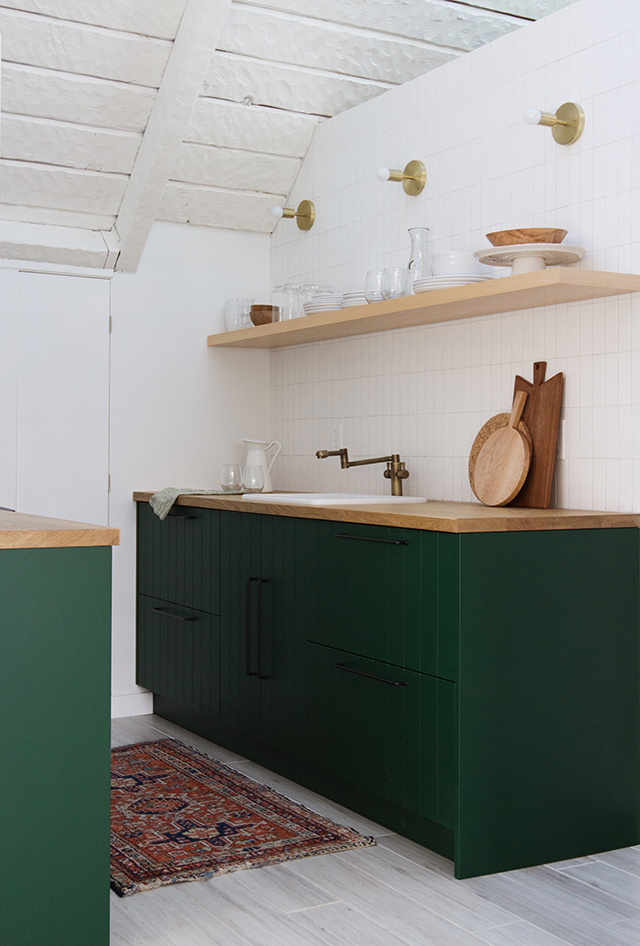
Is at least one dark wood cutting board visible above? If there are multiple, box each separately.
[509,361,563,509]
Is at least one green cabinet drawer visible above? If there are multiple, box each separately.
[136,502,221,614]
[310,521,438,676]
[306,641,454,827]
[136,594,220,720]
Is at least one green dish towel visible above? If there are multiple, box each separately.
[150,487,244,520]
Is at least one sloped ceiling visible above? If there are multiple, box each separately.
[0,0,577,270]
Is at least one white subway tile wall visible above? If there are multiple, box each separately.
[270,0,640,511]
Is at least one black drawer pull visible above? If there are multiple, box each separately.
[335,662,408,686]
[334,532,408,546]
[151,607,196,622]
[246,578,270,679]
[166,514,196,520]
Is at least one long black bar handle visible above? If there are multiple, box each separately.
[245,578,270,678]
[245,578,257,677]
[254,578,270,680]
[334,662,408,686]
[334,533,408,546]
[151,607,196,622]
[166,514,197,520]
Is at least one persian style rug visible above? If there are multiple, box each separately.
[110,737,375,896]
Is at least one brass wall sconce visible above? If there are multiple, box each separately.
[524,102,585,145]
[271,199,316,231]
[376,160,427,196]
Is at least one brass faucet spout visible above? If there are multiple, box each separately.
[315,447,410,495]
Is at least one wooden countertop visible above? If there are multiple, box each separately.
[132,492,639,534]
[0,509,120,549]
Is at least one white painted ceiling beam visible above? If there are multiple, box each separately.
[234,0,527,48]
[114,0,233,272]
[0,219,113,268]
[1,63,156,132]
[158,181,282,232]
[0,9,171,86]
[217,6,460,84]
[202,52,393,116]
[185,98,320,156]
[1,115,142,174]
[0,161,128,215]
[0,203,116,232]
[172,142,300,194]
[0,0,188,39]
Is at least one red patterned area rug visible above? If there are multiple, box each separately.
[110,737,375,897]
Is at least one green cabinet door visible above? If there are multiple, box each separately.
[137,594,220,721]
[306,641,454,826]
[454,528,640,878]
[136,501,221,614]
[0,547,111,946]
[310,522,439,676]
[218,511,313,759]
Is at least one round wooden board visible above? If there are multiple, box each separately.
[469,413,532,499]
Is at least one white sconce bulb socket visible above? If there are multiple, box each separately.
[271,205,284,220]
[376,166,391,182]
[525,107,542,126]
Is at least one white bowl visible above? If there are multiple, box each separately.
[431,252,483,276]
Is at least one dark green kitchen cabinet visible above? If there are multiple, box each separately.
[307,641,454,827]
[136,499,640,880]
[1,545,113,946]
[136,594,220,721]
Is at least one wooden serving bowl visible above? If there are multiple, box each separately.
[486,228,567,246]
[250,305,275,326]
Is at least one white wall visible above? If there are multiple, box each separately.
[109,221,271,716]
[270,0,640,512]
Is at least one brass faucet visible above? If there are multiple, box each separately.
[315,448,410,496]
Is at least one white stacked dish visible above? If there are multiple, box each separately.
[342,291,368,307]
[303,292,344,314]
[413,275,493,293]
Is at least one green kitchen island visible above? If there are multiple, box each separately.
[0,510,119,946]
[134,493,640,879]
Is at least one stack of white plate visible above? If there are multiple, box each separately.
[413,275,493,293]
[303,293,344,314]
[342,291,368,307]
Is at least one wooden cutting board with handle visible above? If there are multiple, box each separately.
[471,391,531,506]
[509,361,563,509]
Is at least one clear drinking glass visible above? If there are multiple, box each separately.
[382,267,409,299]
[221,463,243,492]
[280,284,301,320]
[364,270,383,303]
[236,298,254,328]
[243,464,264,493]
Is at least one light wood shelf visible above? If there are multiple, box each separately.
[207,268,640,350]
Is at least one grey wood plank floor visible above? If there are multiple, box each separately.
[110,715,640,946]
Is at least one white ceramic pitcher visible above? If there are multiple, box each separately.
[241,438,282,493]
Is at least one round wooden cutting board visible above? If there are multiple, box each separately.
[469,392,532,506]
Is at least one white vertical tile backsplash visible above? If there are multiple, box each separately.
[269,0,640,512]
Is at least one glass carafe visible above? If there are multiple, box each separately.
[407,227,432,291]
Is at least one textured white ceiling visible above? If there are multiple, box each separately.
[0,0,578,269]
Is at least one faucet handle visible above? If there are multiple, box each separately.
[397,464,410,480]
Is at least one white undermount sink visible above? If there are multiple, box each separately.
[241,492,427,506]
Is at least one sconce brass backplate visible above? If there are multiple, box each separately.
[553,102,585,145]
[402,160,427,196]
[296,199,315,230]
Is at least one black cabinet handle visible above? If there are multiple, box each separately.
[246,578,270,679]
[151,607,196,622]
[334,662,407,686]
[166,514,196,520]
[334,532,408,546]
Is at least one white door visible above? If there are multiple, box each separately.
[0,268,19,510]
[16,272,110,525]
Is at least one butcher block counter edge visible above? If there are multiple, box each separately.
[0,510,120,549]
[132,493,639,534]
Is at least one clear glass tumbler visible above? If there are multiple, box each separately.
[243,465,265,493]
[221,464,243,492]
[364,270,383,303]
[382,267,409,299]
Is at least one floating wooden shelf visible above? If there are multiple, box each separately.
[207,269,640,350]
